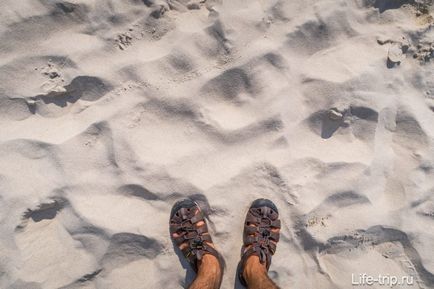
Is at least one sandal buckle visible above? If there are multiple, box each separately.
[191,238,204,249]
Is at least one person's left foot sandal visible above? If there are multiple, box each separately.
[170,198,222,272]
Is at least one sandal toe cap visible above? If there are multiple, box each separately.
[250,198,278,213]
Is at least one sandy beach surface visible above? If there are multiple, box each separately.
[1,0,434,288]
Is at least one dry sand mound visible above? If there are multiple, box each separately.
[0,0,434,288]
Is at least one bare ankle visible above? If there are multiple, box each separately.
[198,254,220,270]
[243,255,267,281]
[242,255,280,289]
[189,254,222,289]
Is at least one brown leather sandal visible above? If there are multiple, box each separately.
[238,198,281,286]
[169,199,222,273]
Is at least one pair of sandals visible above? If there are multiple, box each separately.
[169,198,281,286]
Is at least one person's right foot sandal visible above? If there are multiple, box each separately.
[238,198,281,286]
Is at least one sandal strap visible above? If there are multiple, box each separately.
[238,204,280,286]
[238,244,273,286]
[181,236,220,272]
[241,245,272,269]
[170,204,220,273]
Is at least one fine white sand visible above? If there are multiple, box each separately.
[1,1,434,288]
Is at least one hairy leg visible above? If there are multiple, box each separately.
[188,254,222,289]
[243,255,280,289]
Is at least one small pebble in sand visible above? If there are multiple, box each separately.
[388,43,406,63]
[328,108,344,121]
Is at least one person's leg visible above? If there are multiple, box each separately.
[188,253,222,289]
[242,255,280,289]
